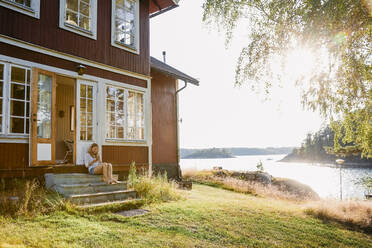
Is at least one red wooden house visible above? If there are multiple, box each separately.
[0,0,198,179]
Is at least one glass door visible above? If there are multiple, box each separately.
[30,69,56,166]
[76,80,97,165]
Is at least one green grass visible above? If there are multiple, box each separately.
[0,184,371,248]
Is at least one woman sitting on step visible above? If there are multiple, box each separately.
[85,143,118,184]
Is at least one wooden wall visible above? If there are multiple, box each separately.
[0,42,147,88]
[0,143,28,171]
[0,0,150,76]
[55,79,75,161]
[151,69,178,166]
[102,145,148,166]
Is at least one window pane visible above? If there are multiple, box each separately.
[80,130,86,140]
[0,117,2,132]
[26,70,30,84]
[10,100,25,117]
[117,89,124,101]
[66,10,78,26]
[87,86,93,98]
[87,127,93,140]
[106,100,115,112]
[37,74,52,139]
[80,113,86,127]
[26,102,30,117]
[106,87,116,99]
[127,127,135,139]
[0,82,3,97]
[26,85,30,101]
[137,127,144,140]
[109,113,115,126]
[116,126,124,139]
[66,0,78,12]
[0,64,3,80]
[26,119,29,133]
[87,99,93,112]
[14,0,31,7]
[80,84,86,98]
[87,113,93,126]
[79,15,90,30]
[80,1,90,16]
[80,99,86,112]
[10,117,24,134]
[11,67,26,84]
[11,83,26,100]
[0,99,2,114]
[116,113,124,126]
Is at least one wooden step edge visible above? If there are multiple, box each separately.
[66,189,136,199]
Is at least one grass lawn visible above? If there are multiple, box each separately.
[0,184,371,248]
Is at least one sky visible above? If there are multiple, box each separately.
[150,0,324,149]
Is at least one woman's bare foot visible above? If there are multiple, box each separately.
[109,179,118,184]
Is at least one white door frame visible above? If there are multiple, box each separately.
[76,79,98,165]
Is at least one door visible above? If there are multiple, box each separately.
[30,69,56,166]
[76,80,97,165]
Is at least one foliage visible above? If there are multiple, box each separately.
[305,199,372,230]
[283,125,372,164]
[183,147,235,159]
[202,0,372,157]
[1,184,371,247]
[256,160,264,172]
[128,162,183,204]
[183,169,319,201]
[0,178,67,217]
[355,176,372,191]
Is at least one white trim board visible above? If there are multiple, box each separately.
[0,0,40,19]
[0,35,150,81]
[0,54,148,92]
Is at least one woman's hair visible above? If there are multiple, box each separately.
[88,143,99,157]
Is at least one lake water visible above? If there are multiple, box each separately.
[180,154,372,200]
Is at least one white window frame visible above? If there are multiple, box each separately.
[0,62,31,138]
[105,84,145,142]
[0,0,40,19]
[59,0,98,40]
[0,62,5,135]
[111,0,140,54]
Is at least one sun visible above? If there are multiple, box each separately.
[285,47,316,81]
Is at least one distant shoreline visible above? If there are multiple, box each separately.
[279,155,372,169]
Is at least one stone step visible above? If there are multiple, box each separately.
[56,182,128,195]
[66,190,137,205]
[77,199,140,209]
[45,173,119,189]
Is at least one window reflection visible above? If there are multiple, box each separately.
[37,74,52,139]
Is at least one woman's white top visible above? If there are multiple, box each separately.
[85,153,100,168]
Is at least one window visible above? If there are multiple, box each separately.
[106,85,144,141]
[79,84,94,141]
[111,0,140,53]
[59,0,98,39]
[0,62,31,136]
[0,0,40,18]
[0,64,4,134]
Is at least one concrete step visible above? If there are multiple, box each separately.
[56,181,128,195]
[77,199,140,209]
[45,173,119,189]
[66,190,137,205]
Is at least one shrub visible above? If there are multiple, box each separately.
[182,169,315,201]
[305,200,372,230]
[0,178,66,217]
[128,162,183,204]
